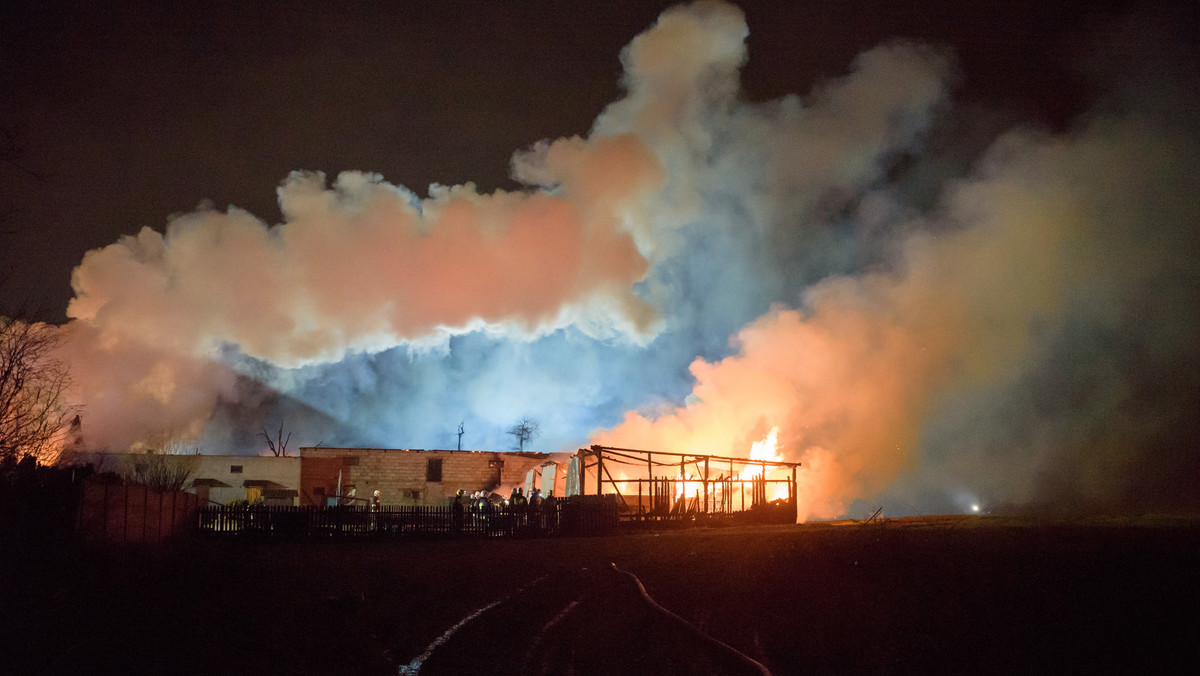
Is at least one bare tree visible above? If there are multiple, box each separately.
[259,421,292,457]
[0,315,76,469]
[125,442,198,493]
[507,418,540,451]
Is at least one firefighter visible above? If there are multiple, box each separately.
[477,491,493,536]
[452,489,465,534]
[511,487,528,534]
[543,490,557,531]
[529,487,544,531]
[371,489,382,533]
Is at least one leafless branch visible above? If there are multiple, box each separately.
[259,421,291,457]
[0,314,77,468]
[507,417,540,451]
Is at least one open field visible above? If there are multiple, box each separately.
[3,515,1198,674]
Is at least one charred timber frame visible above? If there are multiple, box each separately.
[578,445,801,522]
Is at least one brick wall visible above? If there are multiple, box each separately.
[299,456,349,506]
[298,448,555,506]
[76,478,198,544]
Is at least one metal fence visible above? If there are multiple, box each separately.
[197,495,619,538]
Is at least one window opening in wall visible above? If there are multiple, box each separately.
[426,458,443,482]
[230,465,243,473]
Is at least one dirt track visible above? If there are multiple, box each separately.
[404,562,769,675]
[3,516,1198,674]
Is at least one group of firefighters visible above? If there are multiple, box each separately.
[341,484,561,536]
[369,487,550,509]
[448,486,556,535]
[364,485,557,535]
[462,486,548,509]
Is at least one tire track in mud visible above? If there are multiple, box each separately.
[396,573,549,676]
[399,565,772,675]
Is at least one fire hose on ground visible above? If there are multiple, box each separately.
[609,562,774,676]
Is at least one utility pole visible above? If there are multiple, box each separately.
[456,422,465,451]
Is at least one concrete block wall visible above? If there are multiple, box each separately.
[72,452,301,506]
[299,448,554,506]
[193,455,301,505]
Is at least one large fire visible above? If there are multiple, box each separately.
[744,427,790,502]
[745,427,780,476]
[660,427,789,505]
[674,472,700,499]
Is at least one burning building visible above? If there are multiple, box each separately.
[568,444,800,524]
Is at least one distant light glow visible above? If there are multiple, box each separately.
[953,490,983,514]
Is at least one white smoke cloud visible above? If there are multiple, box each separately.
[62,133,663,447]
[70,134,662,367]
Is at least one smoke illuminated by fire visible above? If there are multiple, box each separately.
[49,1,1200,518]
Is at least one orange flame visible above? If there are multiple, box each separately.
[741,427,789,501]
[674,472,701,499]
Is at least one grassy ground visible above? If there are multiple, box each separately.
[3,515,1198,675]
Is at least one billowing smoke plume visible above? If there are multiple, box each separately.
[61,132,663,445]
[598,2,1200,517]
[598,110,1200,519]
[57,1,1199,517]
[70,136,662,365]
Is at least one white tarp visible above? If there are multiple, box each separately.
[565,456,582,497]
[540,463,557,497]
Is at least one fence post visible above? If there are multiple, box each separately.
[596,449,603,497]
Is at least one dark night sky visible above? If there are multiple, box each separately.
[1,0,1144,320]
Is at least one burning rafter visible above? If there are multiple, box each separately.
[590,444,801,471]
